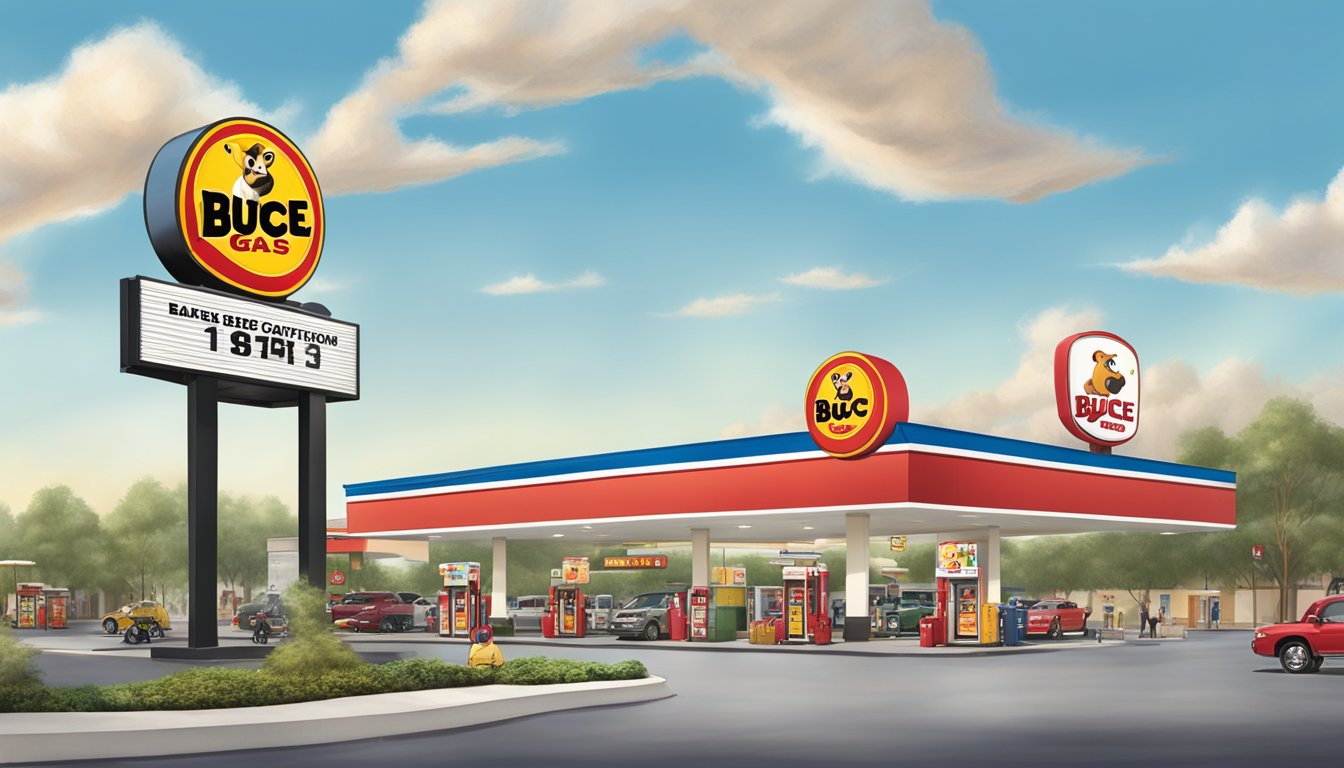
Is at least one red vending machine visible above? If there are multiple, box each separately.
[548,585,587,638]
[688,586,710,641]
[437,561,483,638]
[43,588,69,629]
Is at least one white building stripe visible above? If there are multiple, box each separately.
[341,500,1236,538]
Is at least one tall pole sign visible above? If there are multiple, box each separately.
[123,117,358,654]
[1054,331,1140,454]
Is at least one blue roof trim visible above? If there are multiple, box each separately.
[345,422,1235,498]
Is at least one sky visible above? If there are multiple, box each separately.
[3,0,1344,522]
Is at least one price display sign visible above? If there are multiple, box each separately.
[603,556,668,570]
[122,276,358,405]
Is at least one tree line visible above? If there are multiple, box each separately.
[4,397,1341,622]
[0,478,295,612]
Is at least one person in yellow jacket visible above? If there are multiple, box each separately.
[468,627,504,668]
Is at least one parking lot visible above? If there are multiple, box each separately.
[15,624,1338,767]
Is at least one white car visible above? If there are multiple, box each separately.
[397,592,435,628]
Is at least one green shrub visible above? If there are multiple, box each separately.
[493,656,645,686]
[262,582,361,678]
[0,652,648,713]
[0,623,41,688]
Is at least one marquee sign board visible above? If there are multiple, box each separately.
[121,276,359,407]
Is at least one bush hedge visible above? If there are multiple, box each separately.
[0,656,648,713]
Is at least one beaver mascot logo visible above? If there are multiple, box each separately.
[224,142,277,202]
[830,371,853,401]
[1083,350,1125,396]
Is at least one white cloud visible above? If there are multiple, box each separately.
[480,270,607,295]
[0,24,263,251]
[0,262,41,327]
[912,305,1333,462]
[780,266,886,290]
[721,402,804,439]
[668,292,779,317]
[308,0,1143,201]
[295,278,346,296]
[1120,167,1344,293]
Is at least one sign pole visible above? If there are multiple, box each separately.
[298,392,327,590]
[187,376,219,649]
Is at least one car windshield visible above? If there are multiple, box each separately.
[622,594,667,610]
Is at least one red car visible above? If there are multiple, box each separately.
[1026,599,1090,639]
[330,592,409,627]
[1252,594,1344,674]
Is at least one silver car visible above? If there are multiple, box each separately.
[609,592,677,640]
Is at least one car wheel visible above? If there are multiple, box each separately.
[103,618,119,635]
[1313,657,1325,672]
[149,625,165,639]
[1047,618,1062,640]
[379,617,396,633]
[1280,640,1316,674]
[642,621,660,641]
[400,615,414,632]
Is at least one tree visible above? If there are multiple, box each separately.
[0,503,17,561]
[102,478,186,602]
[217,493,296,600]
[1229,398,1344,621]
[15,486,103,592]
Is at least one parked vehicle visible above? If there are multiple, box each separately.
[874,596,936,637]
[102,601,171,635]
[1026,599,1090,639]
[231,591,285,633]
[1327,577,1343,596]
[508,595,549,633]
[586,594,616,632]
[610,591,681,640]
[330,592,404,624]
[1252,594,1344,674]
[333,598,416,633]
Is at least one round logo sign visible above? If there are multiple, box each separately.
[144,117,324,299]
[1053,331,1141,448]
[329,570,346,586]
[805,351,909,458]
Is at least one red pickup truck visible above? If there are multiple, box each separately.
[331,591,415,633]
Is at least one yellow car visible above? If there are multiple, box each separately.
[101,601,172,634]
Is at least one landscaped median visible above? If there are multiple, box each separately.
[0,668,672,765]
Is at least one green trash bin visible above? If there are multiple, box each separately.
[709,606,740,642]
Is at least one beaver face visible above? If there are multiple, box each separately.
[1086,351,1125,396]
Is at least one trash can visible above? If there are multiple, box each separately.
[1001,604,1020,646]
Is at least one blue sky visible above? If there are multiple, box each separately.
[3,1,1344,518]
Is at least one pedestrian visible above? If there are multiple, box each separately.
[1148,605,1161,639]
[1138,601,1149,637]
[1210,600,1220,630]
[468,627,504,668]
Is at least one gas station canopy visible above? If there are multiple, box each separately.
[340,423,1234,543]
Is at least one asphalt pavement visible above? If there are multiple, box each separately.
[14,628,1332,767]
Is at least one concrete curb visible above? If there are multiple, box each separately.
[0,676,672,765]
[347,635,1113,658]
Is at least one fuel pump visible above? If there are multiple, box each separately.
[688,586,709,640]
[437,561,483,639]
[780,565,831,644]
[546,584,587,638]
